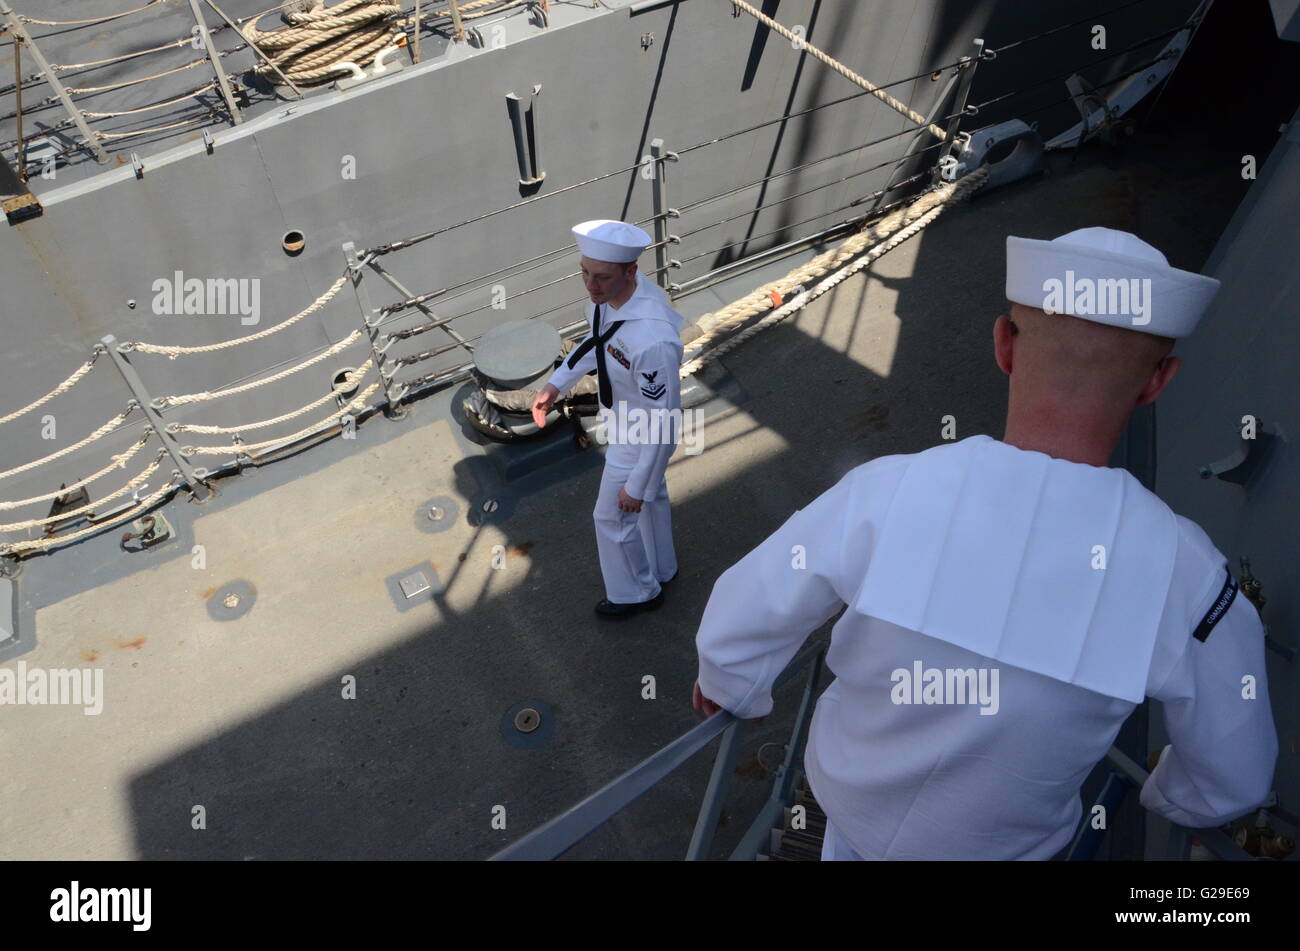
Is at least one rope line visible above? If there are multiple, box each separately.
[0,434,155,512]
[95,114,216,140]
[67,56,214,95]
[81,82,219,118]
[670,58,972,160]
[157,328,365,408]
[0,452,167,533]
[51,36,195,72]
[681,167,989,375]
[726,0,948,141]
[182,380,382,454]
[0,351,102,428]
[126,274,350,357]
[19,0,166,27]
[0,474,183,557]
[170,359,374,432]
[681,168,982,368]
[0,406,138,483]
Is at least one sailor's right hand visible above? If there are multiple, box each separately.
[693,681,721,718]
[531,383,560,428]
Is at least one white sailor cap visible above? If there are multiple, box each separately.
[573,219,651,264]
[1006,227,1220,338]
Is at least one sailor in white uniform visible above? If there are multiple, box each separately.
[693,227,1279,859]
[532,220,685,617]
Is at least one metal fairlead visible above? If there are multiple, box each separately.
[948,118,1045,189]
[120,513,172,552]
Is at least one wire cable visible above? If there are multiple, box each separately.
[989,0,1160,55]
[970,22,1188,114]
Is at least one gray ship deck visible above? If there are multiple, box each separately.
[0,121,1249,860]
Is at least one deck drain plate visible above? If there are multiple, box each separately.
[413,495,459,535]
[399,571,431,600]
[384,561,444,613]
[501,699,554,749]
[206,580,257,621]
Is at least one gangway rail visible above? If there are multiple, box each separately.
[492,638,1265,862]
[490,641,827,861]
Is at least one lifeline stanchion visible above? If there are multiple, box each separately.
[187,0,243,126]
[0,0,110,164]
[343,241,410,420]
[871,39,979,213]
[100,335,213,502]
[932,37,983,185]
[648,138,680,294]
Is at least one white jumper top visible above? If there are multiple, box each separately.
[695,436,1278,859]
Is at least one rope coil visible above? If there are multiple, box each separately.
[243,0,401,86]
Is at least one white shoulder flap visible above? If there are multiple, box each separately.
[853,436,1178,702]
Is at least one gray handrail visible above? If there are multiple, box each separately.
[490,641,827,861]
[1100,745,1255,860]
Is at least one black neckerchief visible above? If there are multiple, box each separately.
[565,303,625,408]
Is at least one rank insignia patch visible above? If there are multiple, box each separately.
[606,344,631,369]
[640,369,666,401]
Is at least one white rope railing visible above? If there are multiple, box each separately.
[182,380,382,454]
[0,451,167,533]
[682,167,989,375]
[170,359,374,433]
[18,0,166,27]
[0,433,155,512]
[0,474,183,556]
[0,406,137,483]
[126,275,350,358]
[157,328,365,409]
[0,351,102,428]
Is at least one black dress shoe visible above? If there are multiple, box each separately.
[595,590,665,618]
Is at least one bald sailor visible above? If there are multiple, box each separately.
[532,220,685,617]
[693,227,1278,859]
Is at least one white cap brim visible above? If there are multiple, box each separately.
[573,219,650,263]
[1006,235,1220,338]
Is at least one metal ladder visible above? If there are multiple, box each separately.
[756,772,827,861]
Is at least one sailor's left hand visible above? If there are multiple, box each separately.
[617,487,643,513]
